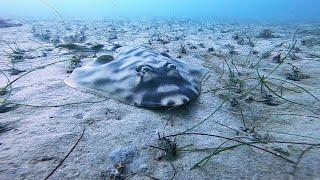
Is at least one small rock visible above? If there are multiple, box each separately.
[9,68,25,76]
[25,55,37,59]
[180,45,187,54]
[261,51,271,59]
[257,29,279,38]
[199,43,205,48]
[0,103,17,113]
[252,50,259,55]
[109,146,138,165]
[160,52,171,58]
[273,147,291,156]
[190,45,197,50]
[272,54,282,63]
[208,47,214,52]
[245,96,254,103]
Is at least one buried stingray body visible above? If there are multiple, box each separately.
[65,46,208,107]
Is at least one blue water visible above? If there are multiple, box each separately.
[0,0,320,22]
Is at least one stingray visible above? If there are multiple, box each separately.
[65,46,208,107]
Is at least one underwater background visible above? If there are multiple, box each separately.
[1,0,320,22]
[1,0,320,180]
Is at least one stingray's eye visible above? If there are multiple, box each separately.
[141,66,152,73]
[167,63,177,70]
[136,65,152,75]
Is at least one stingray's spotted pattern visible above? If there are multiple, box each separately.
[65,46,208,107]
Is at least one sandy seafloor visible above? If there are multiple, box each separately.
[0,19,320,180]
